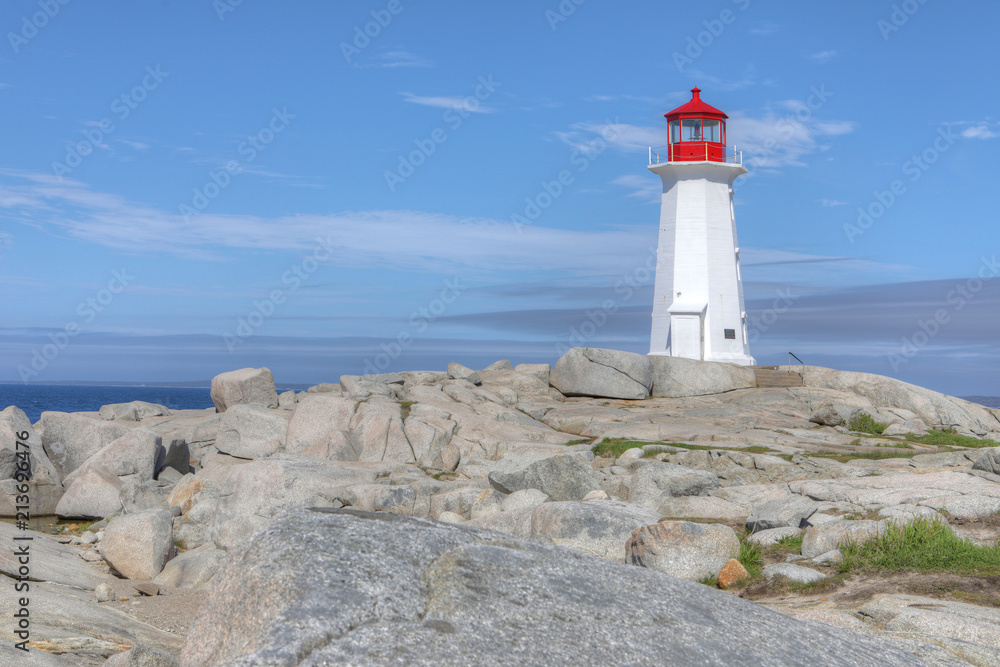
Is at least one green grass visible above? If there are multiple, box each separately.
[774,533,804,553]
[737,534,763,579]
[591,438,776,459]
[807,449,922,463]
[839,516,1000,576]
[907,428,1000,449]
[848,412,888,435]
[399,401,415,420]
[698,574,719,587]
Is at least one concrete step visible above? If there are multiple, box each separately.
[754,369,804,388]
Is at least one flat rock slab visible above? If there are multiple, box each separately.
[763,563,827,584]
[0,522,105,590]
[181,508,925,666]
[549,347,652,400]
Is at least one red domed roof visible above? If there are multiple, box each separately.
[665,87,728,120]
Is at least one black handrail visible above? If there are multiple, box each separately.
[788,352,804,367]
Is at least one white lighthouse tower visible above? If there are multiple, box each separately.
[647,87,755,365]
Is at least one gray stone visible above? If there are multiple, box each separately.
[153,543,228,590]
[811,549,843,566]
[530,500,661,562]
[55,463,126,518]
[972,447,1000,475]
[627,520,740,581]
[284,394,357,459]
[96,582,114,602]
[801,519,886,558]
[657,495,748,521]
[306,383,340,394]
[403,414,458,470]
[277,390,296,408]
[203,455,379,549]
[447,362,481,385]
[39,412,133,479]
[180,508,922,666]
[100,509,174,580]
[210,367,279,412]
[514,363,550,384]
[763,563,827,584]
[343,484,417,515]
[747,495,819,532]
[99,401,172,421]
[0,581,183,661]
[649,356,756,398]
[0,407,63,515]
[746,526,803,546]
[214,404,288,459]
[482,359,514,371]
[550,347,653,400]
[627,462,720,512]
[64,428,163,485]
[809,400,847,426]
[0,522,105,590]
[500,488,550,512]
[348,400,415,462]
[344,379,395,399]
[103,643,180,666]
[489,448,600,501]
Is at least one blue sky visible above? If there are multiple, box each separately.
[1,0,999,396]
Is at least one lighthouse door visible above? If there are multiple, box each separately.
[671,314,703,360]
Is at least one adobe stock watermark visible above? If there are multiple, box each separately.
[8,0,71,55]
[545,0,586,31]
[878,0,932,41]
[673,0,751,72]
[224,236,335,352]
[179,107,294,221]
[340,0,411,64]
[384,75,500,192]
[843,125,956,244]
[747,288,797,343]
[15,268,134,382]
[512,119,621,233]
[888,254,999,371]
[555,248,657,355]
[52,65,169,180]
[361,277,465,374]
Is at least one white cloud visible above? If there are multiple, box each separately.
[0,171,653,274]
[359,49,432,69]
[400,92,494,114]
[119,139,150,150]
[808,50,838,62]
[961,124,999,140]
[820,199,847,207]
[555,121,661,155]
[612,175,661,203]
[749,21,781,36]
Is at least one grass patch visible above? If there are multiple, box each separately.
[907,428,1000,449]
[809,449,922,463]
[399,401,415,420]
[698,574,719,587]
[592,438,778,459]
[562,439,592,446]
[737,534,763,579]
[839,516,1000,576]
[848,412,888,435]
[774,533,804,554]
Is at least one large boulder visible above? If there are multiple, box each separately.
[210,367,279,413]
[488,446,600,501]
[549,347,653,400]
[627,462,720,513]
[214,404,288,459]
[972,447,1000,475]
[746,495,819,532]
[348,400,415,462]
[153,543,228,590]
[0,407,63,515]
[804,367,1000,437]
[39,412,132,479]
[284,394,357,459]
[649,356,755,398]
[99,401,172,421]
[530,500,661,562]
[627,520,740,581]
[801,519,886,558]
[181,508,924,666]
[100,509,175,580]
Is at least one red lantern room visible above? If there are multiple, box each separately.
[664,87,728,163]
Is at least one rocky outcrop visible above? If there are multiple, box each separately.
[39,412,133,479]
[209,367,279,413]
[488,446,600,501]
[100,509,175,580]
[549,347,652,400]
[99,401,172,421]
[649,356,756,398]
[214,404,288,459]
[181,508,923,666]
[626,520,740,581]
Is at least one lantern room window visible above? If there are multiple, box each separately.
[669,120,680,143]
[681,118,703,142]
[703,119,722,143]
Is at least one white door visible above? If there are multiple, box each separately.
[671,314,702,360]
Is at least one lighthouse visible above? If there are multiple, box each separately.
[647,87,755,366]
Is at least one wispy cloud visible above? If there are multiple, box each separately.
[686,66,763,92]
[820,198,847,207]
[961,124,999,140]
[0,170,651,273]
[554,121,661,155]
[400,92,494,114]
[808,50,838,63]
[612,175,661,203]
[749,21,781,36]
[358,49,432,69]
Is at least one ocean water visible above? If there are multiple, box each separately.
[0,384,215,423]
